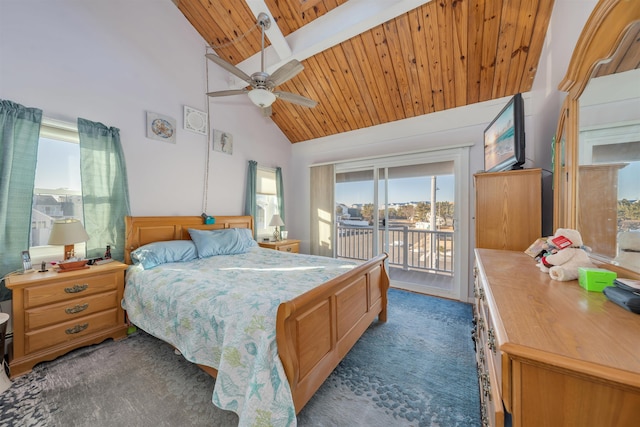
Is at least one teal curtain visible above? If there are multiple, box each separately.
[276,166,285,231]
[245,160,257,239]
[77,118,131,261]
[0,100,42,301]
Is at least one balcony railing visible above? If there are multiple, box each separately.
[336,224,454,275]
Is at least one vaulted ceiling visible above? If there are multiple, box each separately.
[174,0,556,143]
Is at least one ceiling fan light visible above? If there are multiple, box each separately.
[248,89,276,108]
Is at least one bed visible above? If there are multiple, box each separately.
[122,215,389,425]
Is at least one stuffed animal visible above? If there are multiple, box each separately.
[614,231,640,273]
[537,228,595,281]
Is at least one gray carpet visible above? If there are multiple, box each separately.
[0,289,480,426]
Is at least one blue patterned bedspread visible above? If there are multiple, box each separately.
[123,247,358,427]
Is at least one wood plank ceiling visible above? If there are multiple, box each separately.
[174,0,556,143]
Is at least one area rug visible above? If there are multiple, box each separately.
[0,289,480,426]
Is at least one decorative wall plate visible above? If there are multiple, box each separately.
[184,106,208,135]
[146,112,176,143]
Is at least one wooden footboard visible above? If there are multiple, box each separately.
[276,252,390,413]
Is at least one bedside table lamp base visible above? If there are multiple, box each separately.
[269,214,285,242]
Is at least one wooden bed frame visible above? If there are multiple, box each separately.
[124,215,390,413]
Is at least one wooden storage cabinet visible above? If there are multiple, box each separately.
[474,169,542,251]
[474,249,640,427]
[5,262,128,377]
[258,239,300,253]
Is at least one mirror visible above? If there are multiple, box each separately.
[578,62,640,272]
[578,22,640,272]
[555,0,640,278]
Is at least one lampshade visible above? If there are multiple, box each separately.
[248,88,276,108]
[48,218,89,259]
[269,214,285,227]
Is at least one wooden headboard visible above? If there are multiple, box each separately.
[124,215,254,264]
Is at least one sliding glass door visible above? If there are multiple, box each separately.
[334,148,469,301]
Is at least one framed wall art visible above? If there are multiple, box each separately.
[184,106,208,135]
[212,129,233,155]
[146,111,176,144]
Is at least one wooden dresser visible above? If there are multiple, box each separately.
[5,261,128,377]
[258,239,300,253]
[473,249,640,427]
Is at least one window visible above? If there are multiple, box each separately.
[256,168,279,238]
[30,119,84,260]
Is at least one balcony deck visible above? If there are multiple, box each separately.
[336,224,455,294]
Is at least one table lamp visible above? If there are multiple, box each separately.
[48,218,89,260]
[269,214,285,241]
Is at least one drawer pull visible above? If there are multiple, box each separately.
[487,327,497,353]
[477,317,485,331]
[482,373,492,400]
[286,247,292,252]
[478,347,486,365]
[65,323,89,335]
[64,284,89,294]
[65,303,89,314]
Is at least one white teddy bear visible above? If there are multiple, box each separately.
[537,228,595,281]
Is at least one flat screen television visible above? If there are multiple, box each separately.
[483,93,525,172]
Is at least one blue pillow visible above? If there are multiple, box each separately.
[131,240,197,269]
[188,228,251,258]
[236,227,258,248]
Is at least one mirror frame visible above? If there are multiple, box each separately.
[554,0,640,278]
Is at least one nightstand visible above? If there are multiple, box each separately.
[258,239,300,253]
[4,261,128,377]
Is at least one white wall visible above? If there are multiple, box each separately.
[0,0,291,217]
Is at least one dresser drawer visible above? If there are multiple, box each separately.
[482,354,505,427]
[25,290,118,330]
[25,309,119,353]
[276,242,299,253]
[23,272,118,308]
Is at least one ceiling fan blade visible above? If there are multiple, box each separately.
[268,60,304,86]
[206,89,248,97]
[261,105,272,117]
[205,54,251,83]
[274,91,318,108]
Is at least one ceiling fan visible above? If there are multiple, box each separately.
[206,12,318,117]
